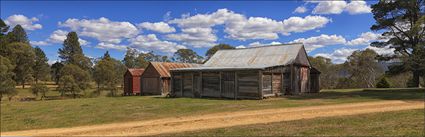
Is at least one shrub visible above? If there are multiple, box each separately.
[376,77,391,88]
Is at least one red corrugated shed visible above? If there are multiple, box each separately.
[124,68,145,95]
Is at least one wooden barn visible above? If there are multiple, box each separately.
[140,62,201,95]
[170,43,320,99]
[123,68,144,95]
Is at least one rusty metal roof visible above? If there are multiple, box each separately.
[150,62,201,78]
[173,43,309,71]
[127,68,145,76]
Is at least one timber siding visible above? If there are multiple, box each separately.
[170,43,321,99]
[123,68,144,95]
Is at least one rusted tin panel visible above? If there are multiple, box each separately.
[150,62,201,78]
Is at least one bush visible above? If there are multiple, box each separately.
[30,83,49,100]
[376,77,391,88]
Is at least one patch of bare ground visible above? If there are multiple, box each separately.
[2,100,423,136]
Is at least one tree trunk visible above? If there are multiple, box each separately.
[22,81,25,89]
[412,70,420,87]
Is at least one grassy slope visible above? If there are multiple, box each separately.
[1,88,424,132]
[167,109,425,136]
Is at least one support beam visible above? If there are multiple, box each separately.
[219,71,223,98]
[200,72,203,98]
[181,73,184,97]
[234,72,238,100]
[258,70,263,99]
[191,73,194,97]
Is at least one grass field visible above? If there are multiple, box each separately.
[165,109,424,136]
[1,88,424,132]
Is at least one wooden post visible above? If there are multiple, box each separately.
[191,73,194,97]
[200,71,203,98]
[281,71,284,96]
[181,73,184,97]
[170,73,173,96]
[271,72,273,95]
[219,71,223,98]
[290,64,294,94]
[234,71,238,100]
[258,70,263,99]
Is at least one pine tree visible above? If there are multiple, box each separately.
[58,32,92,70]
[0,55,16,101]
[33,46,51,83]
[122,47,137,68]
[376,77,391,88]
[6,42,35,88]
[50,62,64,84]
[6,25,29,44]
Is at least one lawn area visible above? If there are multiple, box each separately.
[0,88,424,132]
[165,109,424,136]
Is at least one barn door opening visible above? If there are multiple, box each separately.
[142,77,159,95]
[221,72,235,98]
[262,73,272,95]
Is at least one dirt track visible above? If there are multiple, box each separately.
[2,100,423,136]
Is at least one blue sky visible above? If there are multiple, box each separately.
[1,0,393,64]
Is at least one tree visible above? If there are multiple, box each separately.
[58,32,92,70]
[0,19,9,36]
[205,44,234,61]
[308,56,341,89]
[123,47,138,68]
[5,42,35,88]
[50,62,64,84]
[370,0,425,87]
[58,75,80,98]
[6,25,29,44]
[345,49,384,88]
[58,64,90,98]
[93,52,125,96]
[30,83,49,100]
[172,49,203,63]
[0,19,9,54]
[0,56,16,101]
[376,77,391,88]
[33,46,51,83]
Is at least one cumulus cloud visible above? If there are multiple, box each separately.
[290,34,347,52]
[138,22,176,33]
[312,0,371,15]
[59,17,138,44]
[346,32,383,46]
[293,6,307,13]
[96,42,128,51]
[248,41,282,47]
[5,14,42,30]
[31,30,89,46]
[314,48,358,64]
[130,34,186,53]
[236,45,246,49]
[168,8,330,46]
[366,45,395,56]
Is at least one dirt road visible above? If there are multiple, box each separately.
[2,100,423,136]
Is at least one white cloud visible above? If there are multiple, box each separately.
[31,30,89,46]
[314,48,358,64]
[312,0,371,15]
[59,17,138,44]
[5,14,42,30]
[96,42,128,51]
[346,1,372,14]
[346,32,383,46]
[290,34,347,52]
[30,41,49,46]
[293,6,308,13]
[168,8,330,46]
[166,27,217,48]
[236,45,246,49]
[312,1,347,14]
[129,34,186,53]
[366,45,395,55]
[138,22,176,33]
[248,41,282,47]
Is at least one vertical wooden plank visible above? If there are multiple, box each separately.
[181,73,184,97]
[219,71,223,98]
[234,71,238,100]
[170,73,173,96]
[258,70,263,99]
[281,72,284,95]
[200,71,203,98]
[191,73,194,97]
[290,64,294,94]
[271,73,273,95]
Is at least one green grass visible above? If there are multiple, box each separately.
[165,109,425,136]
[1,88,424,132]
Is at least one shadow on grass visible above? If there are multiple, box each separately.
[287,88,425,101]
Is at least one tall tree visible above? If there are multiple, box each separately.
[308,56,340,89]
[6,42,35,88]
[50,62,64,84]
[6,25,29,44]
[58,32,92,70]
[58,64,90,98]
[93,52,124,96]
[172,49,203,63]
[0,19,9,36]
[0,19,10,56]
[345,49,384,88]
[205,44,235,61]
[370,0,425,87]
[122,47,138,68]
[33,46,51,83]
[0,56,16,101]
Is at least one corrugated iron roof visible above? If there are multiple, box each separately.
[127,68,145,76]
[173,43,308,71]
[150,62,201,78]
